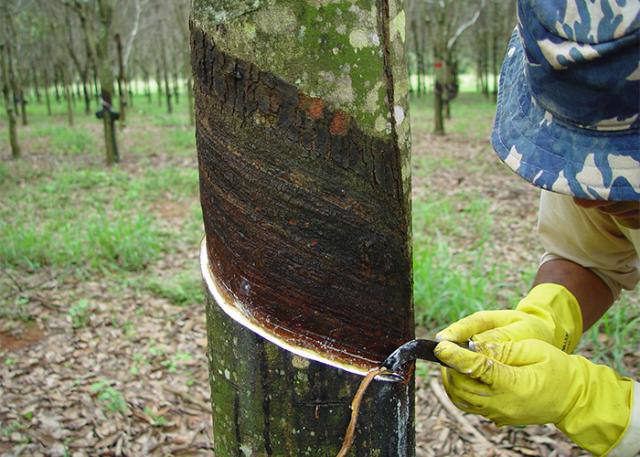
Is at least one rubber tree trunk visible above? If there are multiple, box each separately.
[173,71,179,104]
[160,28,172,114]
[433,64,445,136]
[32,70,41,103]
[192,0,414,455]
[156,61,163,107]
[115,33,127,127]
[62,67,74,127]
[80,75,89,114]
[54,71,61,102]
[186,76,194,126]
[43,69,52,115]
[1,44,20,159]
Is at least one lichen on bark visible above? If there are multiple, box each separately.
[191,0,404,138]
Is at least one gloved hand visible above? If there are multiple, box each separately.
[436,283,583,353]
[435,339,635,457]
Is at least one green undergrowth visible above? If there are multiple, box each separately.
[0,165,198,272]
[31,125,95,155]
[412,195,517,331]
[409,92,497,141]
[582,295,640,376]
[145,270,203,307]
[0,93,197,276]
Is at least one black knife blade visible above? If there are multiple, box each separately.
[381,339,470,378]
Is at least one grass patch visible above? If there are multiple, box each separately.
[146,271,202,307]
[90,380,129,414]
[410,92,496,141]
[0,162,8,184]
[32,125,95,155]
[167,128,196,155]
[412,197,512,330]
[582,294,640,376]
[0,210,164,272]
[0,160,199,273]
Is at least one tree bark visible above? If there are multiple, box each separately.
[19,88,27,126]
[156,60,162,107]
[433,82,445,135]
[32,70,41,103]
[61,66,74,126]
[54,70,61,102]
[115,33,126,127]
[193,0,414,455]
[1,44,20,159]
[202,283,413,456]
[144,70,152,103]
[186,76,193,125]
[93,65,99,103]
[94,0,119,164]
[160,26,172,114]
[43,69,52,115]
[82,75,91,114]
[173,71,179,104]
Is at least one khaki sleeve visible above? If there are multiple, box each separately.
[537,191,639,299]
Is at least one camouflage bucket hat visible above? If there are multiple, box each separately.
[492,0,640,201]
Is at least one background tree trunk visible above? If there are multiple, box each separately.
[32,70,41,103]
[1,44,20,159]
[43,69,52,115]
[82,75,91,114]
[62,66,74,126]
[172,70,179,104]
[155,60,162,107]
[186,76,193,125]
[54,71,61,102]
[192,0,415,454]
[160,23,172,114]
[115,33,127,127]
[95,0,119,164]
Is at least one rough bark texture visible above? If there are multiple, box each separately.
[193,0,412,372]
[193,0,413,454]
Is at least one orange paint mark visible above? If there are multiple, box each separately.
[330,110,350,136]
[307,98,324,120]
[299,95,325,120]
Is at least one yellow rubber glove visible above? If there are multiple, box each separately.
[436,283,583,353]
[435,340,636,457]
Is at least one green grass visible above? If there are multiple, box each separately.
[146,271,203,307]
[90,380,129,414]
[582,294,640,376]
[1,211,164,271]
[409,91,497,141]
[68,299,93,328]
[409,94,516,330]
[412,197,514,330]
[32,125,95,155]
[0,93,196,275]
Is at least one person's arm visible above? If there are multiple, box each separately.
[532,258,613,331]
